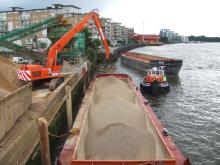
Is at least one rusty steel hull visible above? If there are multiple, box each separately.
[121,53,182,75]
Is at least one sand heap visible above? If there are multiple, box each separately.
[83,76,156,160]
[0,55,23,98]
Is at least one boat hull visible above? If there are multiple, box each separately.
[121,53,182,75]
[140,81,170,96]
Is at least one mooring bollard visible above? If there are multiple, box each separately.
[37,118,51,165]
[66,85,73,130]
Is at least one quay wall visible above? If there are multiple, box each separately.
[0,83,32,140]
[0,73,85,164]
[0,61,92,165]
[27,69,92,164]
[96,44,147,63]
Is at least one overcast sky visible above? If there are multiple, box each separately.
[1,0,220,37]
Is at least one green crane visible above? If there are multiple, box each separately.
[0,17,59,61]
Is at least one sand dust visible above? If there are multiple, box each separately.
[83,76,156,160]
[0,55,23,98]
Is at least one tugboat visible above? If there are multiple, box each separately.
[140,67,170,96]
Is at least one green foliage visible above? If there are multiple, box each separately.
[107,39,112,47]
[85,48,97,64]
[160,36,169,43]
[117,39,126,45]
[92,38,101,48]
[84,28,93,49]
[84,28,99,64]
[188,35,220,42]
[128,38,138,44]
[84,28,101,48]
[37,41,47,49]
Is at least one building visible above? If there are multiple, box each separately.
[120,26,128,44]
[159,29,188,43]
[100,17,113,42]
[99,17,130,46]
[127,28,135,35]
[0,4,131,50]
[181,36,189,43]
[0,4,81,45]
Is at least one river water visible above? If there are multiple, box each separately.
[112,43,220,165]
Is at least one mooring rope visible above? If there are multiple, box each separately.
[48,128,80,138]
[48,131,70,138]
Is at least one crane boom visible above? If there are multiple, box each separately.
[46,11,110,70]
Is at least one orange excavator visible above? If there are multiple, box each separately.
[17,11,110,90]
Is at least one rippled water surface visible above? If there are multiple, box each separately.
[112,43,220,165]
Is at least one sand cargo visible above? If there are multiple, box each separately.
[58,74,191,165]
[121,52,183,75]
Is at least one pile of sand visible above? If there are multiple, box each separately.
[0,55,23,98]
[84,76,156,160]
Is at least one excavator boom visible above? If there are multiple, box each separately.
[18,11,110,88]
[46,11,110,70]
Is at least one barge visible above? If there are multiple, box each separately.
[121,52,183,75]
[58,74,190,165]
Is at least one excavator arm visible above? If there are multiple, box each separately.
[46,11,110,69]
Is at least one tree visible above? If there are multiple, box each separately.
[84,28,93,49]
[117,39,126,45]
[92,38,101,48]
[83,28,103,64]
[106,39,112,47]
[85,48,97,64]
[188,35,220,42]
[160,37,169,43]
[128,38,138,44]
